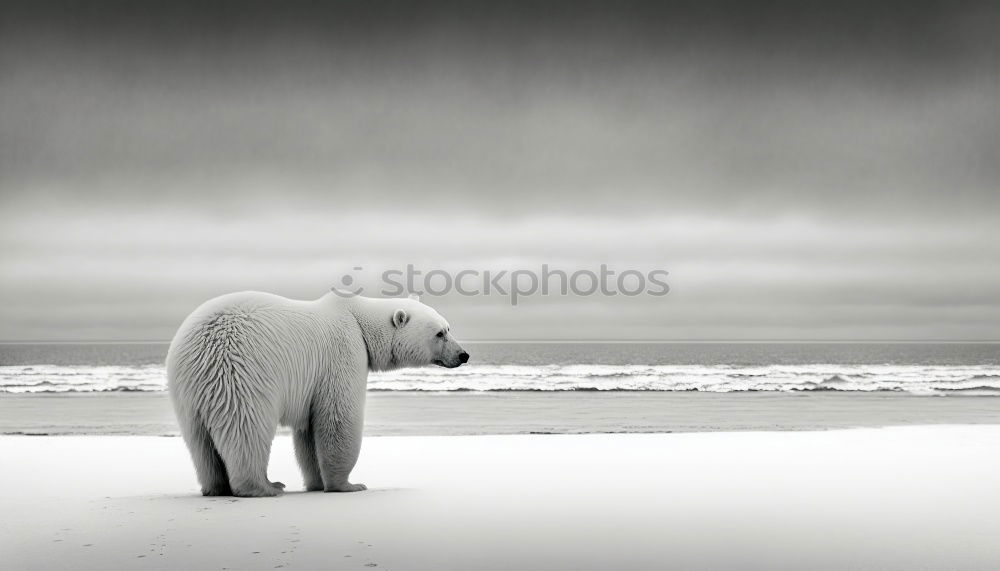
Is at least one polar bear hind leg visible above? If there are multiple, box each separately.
[178,412,232,496]
[208,416,283,497]
[173,308,288,497]
[293,423,325,491]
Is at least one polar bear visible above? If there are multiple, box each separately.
[167,290,469,497]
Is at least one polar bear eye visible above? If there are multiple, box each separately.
[436,330,445,338]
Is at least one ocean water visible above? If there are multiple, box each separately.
[1,342,998,396]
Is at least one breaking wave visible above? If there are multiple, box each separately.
[2,364,1000,395]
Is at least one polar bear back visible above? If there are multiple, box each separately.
[167,292,354,432]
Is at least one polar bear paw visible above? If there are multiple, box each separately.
[324,482,367,493]
[201,484,233,497]
[231,482,285,498]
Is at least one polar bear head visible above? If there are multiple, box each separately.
[389,299,469,369]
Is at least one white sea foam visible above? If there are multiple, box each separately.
[2,364,999,395]
[0,365,166,393]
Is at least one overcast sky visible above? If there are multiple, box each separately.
[1,1,998,341]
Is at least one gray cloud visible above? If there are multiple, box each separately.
[1,1,998,340]
[2,1,998,214]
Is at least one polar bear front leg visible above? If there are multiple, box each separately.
[313,409,367,492]
[311,372,368,492]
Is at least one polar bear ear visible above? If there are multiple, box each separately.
[392,308,410,328]
[407,293,420,302]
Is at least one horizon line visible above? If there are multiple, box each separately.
[2,339,1000,345]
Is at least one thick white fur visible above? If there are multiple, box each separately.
[167,291,466,497]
